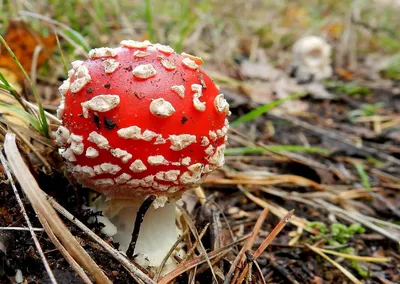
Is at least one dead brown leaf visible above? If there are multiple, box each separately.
[0,21,56,80]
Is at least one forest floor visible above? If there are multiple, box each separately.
[0,1,399,283]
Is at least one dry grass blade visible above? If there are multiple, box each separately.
[36,212,92,284]
[236,210,294,284]
[225,208,269,284]
[47,196,156,284]
[184,224,210,261]
[7,125,52,172]
[3,133,111,284]
[177,205,219,283]
[205,174,324,191]
[158,235,250,284]
[306,244,362,284]
[24,99,61,124]
[225,173,325,191]
[253,260,266,284]
[316,199,400,241]
[239,186,317,234]
[0,150,57,284]
[153,229,189,282]
[317,248,390,262]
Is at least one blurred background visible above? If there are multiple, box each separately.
[1,0,399,87]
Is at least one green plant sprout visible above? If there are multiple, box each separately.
[384,53,400,80]
[354,163,371,190]
[306,222,369,277]
[326,81,371,97]
[348,103,385,123]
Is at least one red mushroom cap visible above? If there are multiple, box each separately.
[56,41,230,198]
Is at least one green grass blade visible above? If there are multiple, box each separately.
[0,102,42,131]
[0,72,31,114]
[145,0,154,41]
[354,163,371,190]
[62,28,90,52]
[225,145,331,155]
[54,31,68,74]
[230,92,305,127]
[0,35,49,138]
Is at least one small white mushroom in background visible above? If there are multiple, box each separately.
[290,36,333,83]
[15,269,23,283]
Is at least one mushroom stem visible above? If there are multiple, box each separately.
[100,197,182,270]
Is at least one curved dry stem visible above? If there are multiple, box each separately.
[36,213,92,284]
[3,133,111,284]
[0,150,57,284]
[47,196,156,284]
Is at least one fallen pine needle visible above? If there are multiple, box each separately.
[205,174,324,191]
[318,248,390,263]
[177,205,218,283]
[239,186,317,234]
[254,210,294,259]
[158,235,250,284]
[306,244,362,284]
[236,210,294,283]
[225,208,269,284]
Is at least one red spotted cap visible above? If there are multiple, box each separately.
[56,40,230,198]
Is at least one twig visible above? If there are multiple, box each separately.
[0,226,44,231]
[228,128,329,170]
[126,195,156,258]
[255,210,294,259]
[0,149,57,284]
[47,196,156,284]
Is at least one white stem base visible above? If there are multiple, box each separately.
[101,199,182,270]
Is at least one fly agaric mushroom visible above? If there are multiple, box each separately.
[290,36,332,83]
[56,40,230,272]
